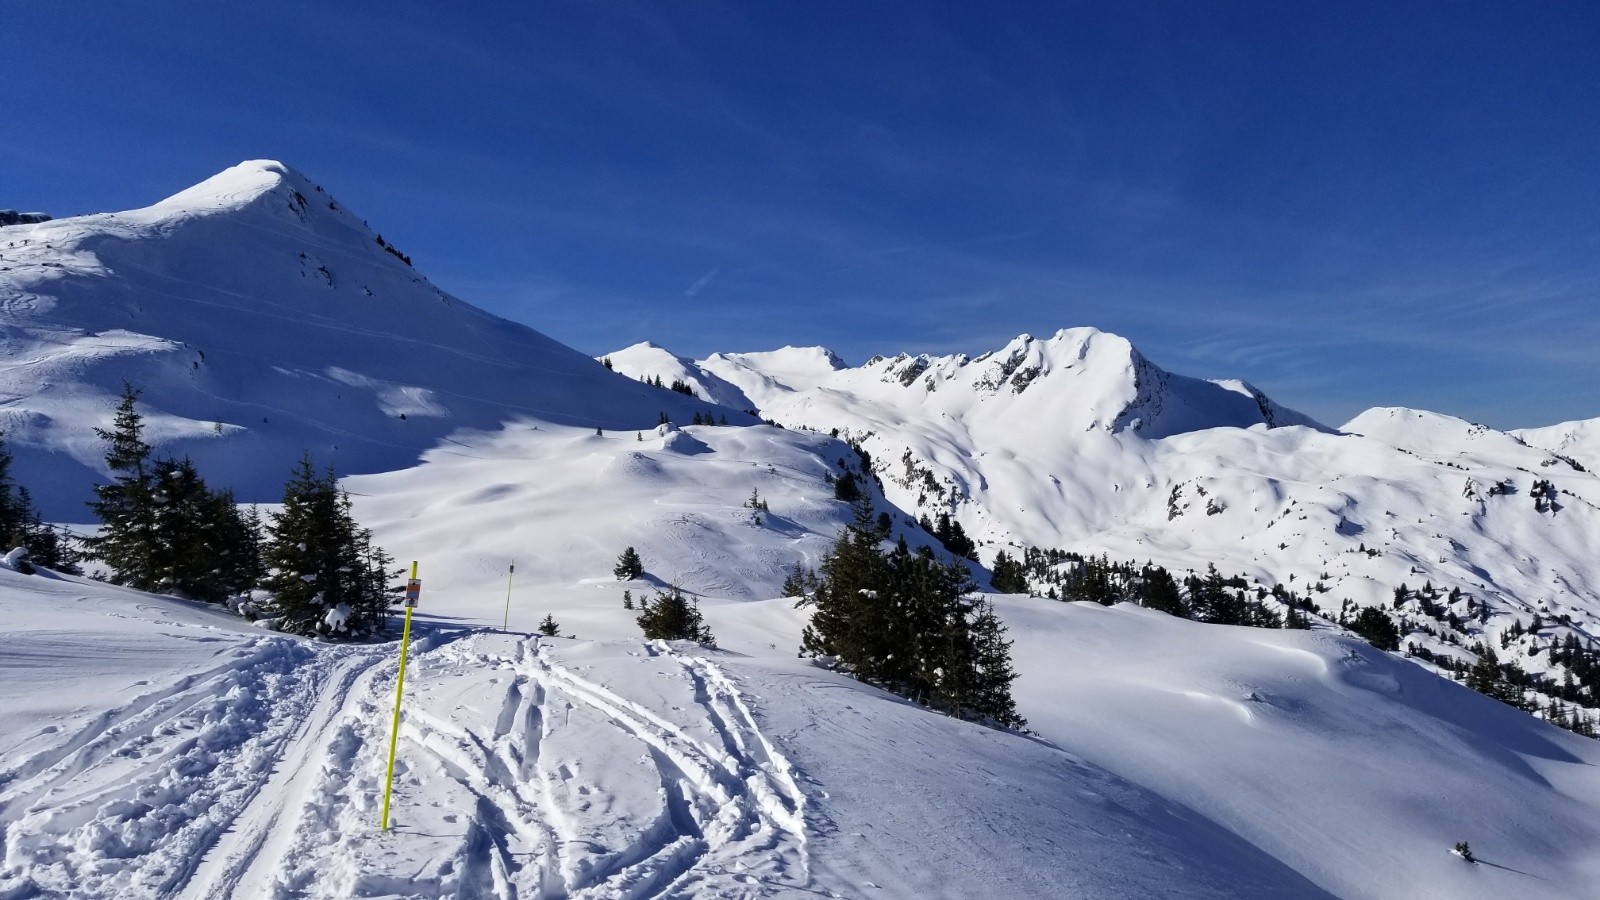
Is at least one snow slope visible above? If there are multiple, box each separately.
[341,417,934,617]
[1515,416,1600,472]
[7,560,1600,897]
[330,401,1600,898]
[2,571,1350,899]
[0,161,740,518]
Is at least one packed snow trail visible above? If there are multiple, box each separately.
[0,618,816,900]
[0,636,384,899]
[177,644,392,899]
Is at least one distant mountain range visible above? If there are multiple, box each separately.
[7,158,1600,719]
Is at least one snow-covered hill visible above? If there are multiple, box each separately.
[342,417,917,611]
[0,161,739,518]
[1515,416,1600,472]
[5,562,1599,898]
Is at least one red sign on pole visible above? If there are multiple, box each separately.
[404,579,421,608]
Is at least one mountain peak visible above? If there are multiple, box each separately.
[149,159,300,214]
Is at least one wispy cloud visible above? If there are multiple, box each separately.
[684,267,720,297]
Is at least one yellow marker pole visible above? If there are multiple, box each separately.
[381,560,420,832]
[502,563,515,632]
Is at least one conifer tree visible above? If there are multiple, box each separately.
[801,501,891,664]
[146,457,254,601]
[636,586,714,643]
[538,614,561,637]
[262,456,396,638]
[780,562,816,598]
[83,387,256,597]
[1467,644,1503,697]
[930,512,977,560]
[614,546,644,580]
[989,550,1029,594]
[833,471,861,503]
[968,599,1028,729]
[84,383,159,589]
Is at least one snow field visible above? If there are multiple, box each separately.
[1,571,1351,899]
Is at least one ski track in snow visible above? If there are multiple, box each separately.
[176,643,392,899]
[0,623,816,900]
[0,636,389,899]
[337,634,812,899]
[524,639,809,897]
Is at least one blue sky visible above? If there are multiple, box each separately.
[5,2,1597,429]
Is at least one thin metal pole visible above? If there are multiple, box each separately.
[380,560,419,831]
[502,563,515,632]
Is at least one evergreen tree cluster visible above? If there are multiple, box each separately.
[1386,581,1600,738]
[0,435,79,573]
[798,503,1025,730]
[832,470,861,503]
[636,373,697,398]
[917,511,976,560]
[827,439,884,506]
[82,385,398,639]
[258,456,399,637]
[1006,541,1600,740]
[1007,547,1300,628]
[1346,606,1401,651]
[1417,640,1599,736]
[84,386,258,600]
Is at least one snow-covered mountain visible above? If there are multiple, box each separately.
[0,161,741,518]
[589,334,1600,716]
[9,160,1600,898]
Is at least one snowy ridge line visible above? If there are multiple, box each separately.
[0,637,326,898]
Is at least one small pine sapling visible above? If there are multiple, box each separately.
[1452,841,1474,863]
[538,614,561,637]
[613,546,643,581]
